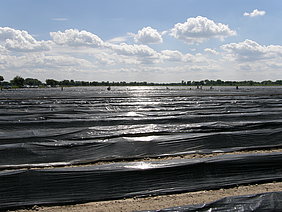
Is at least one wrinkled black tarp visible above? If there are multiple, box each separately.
[1,152,282,210]
[1,87,282,168]
[1,127,282,169]
[140,191,282,212]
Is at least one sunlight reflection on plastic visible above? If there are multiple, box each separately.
[125,111,143,117]
[125,162,159,170]
[124,135,159,142]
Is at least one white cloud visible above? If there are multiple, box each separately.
[107,35,129,44]
[109,43,158,58]
[161,50,184,61]
[170,16,236,44]
[0,27,51,52]
[51,18,68,21]
[204,48,218,55]
[35,55,92,68]
[0,53,92,70]
[50,29,104,47]
[160,50,196,63]
[0,45,7,54]
[2,26,282,82]
[134,27,163,44]
[50,28,161,64]
[221,39,282,61]
[244,9,266,17]
[219,40,282,79]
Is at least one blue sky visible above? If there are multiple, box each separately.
[0,0,282,82]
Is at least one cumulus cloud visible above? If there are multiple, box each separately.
[221,39,282,62]
[161,50,184,61]
[0,27,51,52]
[160,50,196,63]
[170,16,236,44]
[49,28,161,64]
[35,55,92,68]
[134,27,163,44]
[244,9,266,17]
[204,48,218,55]
[3,26,282,82]
[51,18,68,21]
[0,45,7,53]
[109,43,158,57]
[107,35,129,44]
[50,29,104,47]
[0,53,92,70]
[221,39,267,61]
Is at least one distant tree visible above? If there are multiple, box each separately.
[70,80,75,86]
[24,78,42,86]
[275,80,282,85]
[248,80,255,86]
[261,80,272,86]
[216,79,223,85]
[192,81,201,86]
[46,79,59,87]
[11,76,24,87]
[204,79,210,85]
[80,81,90,86]
[200,80,205,85]
[0,76,3,90]
[59,80,71,86]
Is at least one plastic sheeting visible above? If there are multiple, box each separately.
[141,191,282,212]
[1,126,282,169]
[1,86,282,168]
[1,152,282,210]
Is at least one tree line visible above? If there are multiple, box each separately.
[1,75,282,88]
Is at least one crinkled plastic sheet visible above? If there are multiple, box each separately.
[1,126,282,169]
[1,152,282,210]
[1,87,282,169]
[140,191,282,212]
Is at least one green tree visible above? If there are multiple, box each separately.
[59,80,71,86]
[275,80,282,85]
[0,76,3,87]
[216,79,223,85]
[46,79,59,87]
[0,76,3,90]
[24,78,42,86]
[11,76,25,87]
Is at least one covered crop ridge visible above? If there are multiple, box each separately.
[1,152,282,210]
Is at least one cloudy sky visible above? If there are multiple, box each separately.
[1,0,282,82]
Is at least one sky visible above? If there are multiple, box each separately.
[0,0,282,82]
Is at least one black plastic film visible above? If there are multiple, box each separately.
[1,86,282,168]
[140,191,282,212]
[1,152,282,210]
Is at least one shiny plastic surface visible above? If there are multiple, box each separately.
[1,86,282,168]
[1,152,282,210]
[141,191,282,212]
